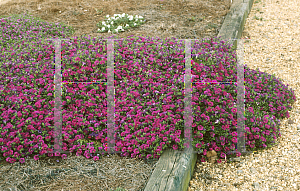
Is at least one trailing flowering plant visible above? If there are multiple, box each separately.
[96,13,146,34]
[0,13,296,165]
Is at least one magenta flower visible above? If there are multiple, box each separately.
[19,158,25,163]
[198,125,204,131]
[205,116,210,121]
[34,155,39,161]
[172,144,178,150]
[231,137,237,143]
[231,108,237,113]
[195,143,202,148]
[55,151,61,156]
[61,154,68,159]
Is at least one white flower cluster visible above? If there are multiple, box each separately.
[97,13,145,34]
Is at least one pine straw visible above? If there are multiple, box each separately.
[0,151,159,191]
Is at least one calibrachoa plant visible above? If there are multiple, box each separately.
[96,13,146,34]
[0,13,296,165]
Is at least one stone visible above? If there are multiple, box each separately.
[287,119,294,124]
[206,150,217,164]
[252,182,260,189]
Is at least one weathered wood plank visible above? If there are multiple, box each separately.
[144,146,197,191]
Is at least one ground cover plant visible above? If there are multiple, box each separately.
[0,11,296,172]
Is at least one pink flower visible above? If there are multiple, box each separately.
[146,154,152,159]
[133,148,139,154]
[17,145,23,151]
[131,153,136,158]
[231,132,237,136]
[19,158,25,163]
[220,152,226,158]
[197,125,204,131]
[34,155,39,161]
[203,149,207,156]
[231,137,237,143]
[172,144,178,150]
[35,102,41,108]
[55,151,61,156]
[205,116,210,121]
[76,151,82,156]
[195,143,202,148]
[9,158,16,163]
[85,153,91,159]
[61,154,68,159]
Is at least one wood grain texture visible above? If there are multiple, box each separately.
[144,147,197,191]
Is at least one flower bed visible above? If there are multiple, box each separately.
[0,13,296,169]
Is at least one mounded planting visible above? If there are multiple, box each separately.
[0,12,296,172]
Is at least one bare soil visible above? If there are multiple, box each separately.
[0,0,232,41]
[0,0,233,190]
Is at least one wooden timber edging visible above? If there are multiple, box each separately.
[144,147,197,191]
[143,0,255,190]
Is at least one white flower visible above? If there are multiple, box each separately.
[138,15,143,19]
[134,23,136,26]
[111,21,114,25]
[106,15,110,18]
[108,29,111,33]
[129,16,133,20]
[115,29,118,33]
[122,13,126,17]
[107,24,110,28]
[101,27,105,31]
[102,21,106,25]
[114,14,118,17]
[98,28,100,31]
[136,18,138,21]
[117,26,122,30]
[125,24,129,27]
